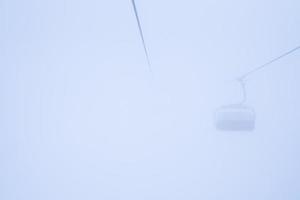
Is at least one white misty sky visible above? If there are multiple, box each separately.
[1,0,300,199]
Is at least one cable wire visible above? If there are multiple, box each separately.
[131,0,152,71]
[239,45,300,81]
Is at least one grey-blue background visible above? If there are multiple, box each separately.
[1,0,300,199]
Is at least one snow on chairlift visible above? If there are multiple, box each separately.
[215,104,256,131]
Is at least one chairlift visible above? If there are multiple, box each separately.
[215,46,300,131]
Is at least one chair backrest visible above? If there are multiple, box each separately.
[214,105,256,131]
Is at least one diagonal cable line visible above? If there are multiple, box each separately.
[131,0,152,71]
[240,45,300,81]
